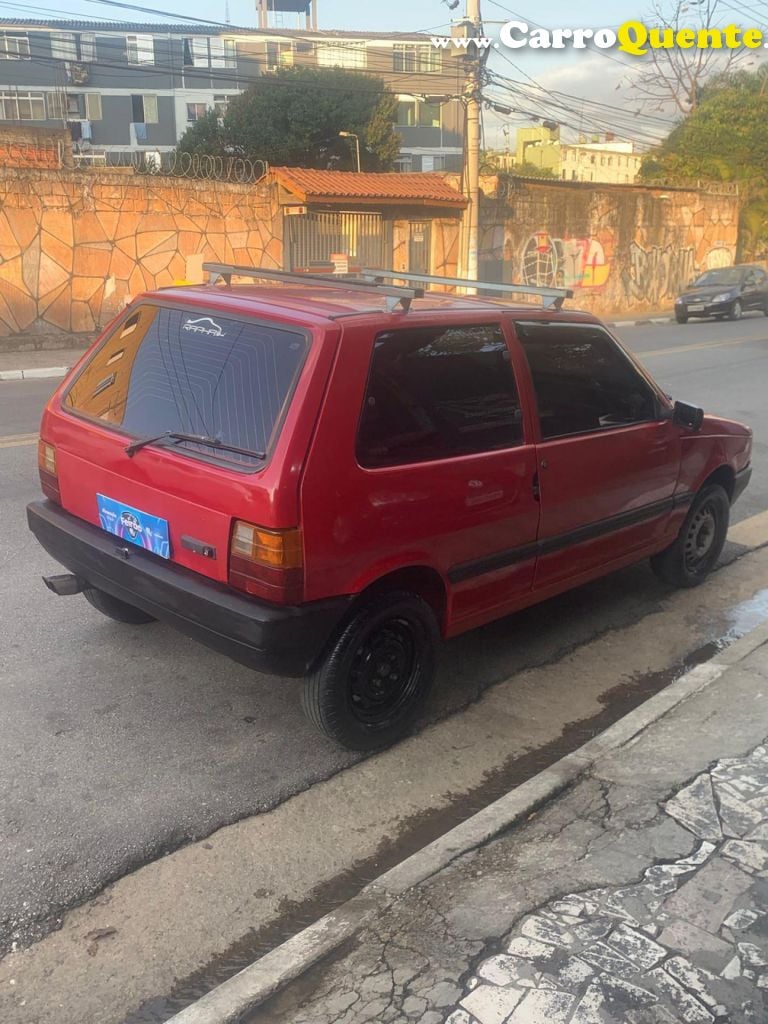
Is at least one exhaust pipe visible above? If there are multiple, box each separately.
[43,573,86,596]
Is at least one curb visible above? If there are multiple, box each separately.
[166,617,768,1024]
[0,366,70,381]
[609,317,673,328]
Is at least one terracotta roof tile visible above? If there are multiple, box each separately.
[271,167,467,208]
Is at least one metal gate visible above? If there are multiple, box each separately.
[286,211,388,271]
[408,220,431,275]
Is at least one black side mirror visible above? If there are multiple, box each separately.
[673,400,704,431]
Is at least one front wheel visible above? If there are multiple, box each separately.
[728,300,743,321]
[650,484,730,588]
[675,311,688,324]
[83,587,156,624]
[302,591,438,750]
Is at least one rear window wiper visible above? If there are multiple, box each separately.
[125,430,265,460]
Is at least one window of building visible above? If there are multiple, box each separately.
[66,93,82,117]
[356,325,524,467]
[51,32,77,61]
[80,33,96,61]
[85,93,102,120]
[316,40,366,69]
[590,154,595,164]
[265,41,293,70]
[396,98,441,128]
[131,94,158,123]
[0,33,30,59]
[515,322,656,440]
[126,34,155,65]
[186,102,208,122]
[184,36,236,69]
[46,92,66,120]
[393,43,441,73]
[0,90,45,119]
[213,94,230,118]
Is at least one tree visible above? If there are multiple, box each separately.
[639,70,768,259]
[177,65,400,171]
[627,0,750,115]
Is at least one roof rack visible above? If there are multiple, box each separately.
[203,262,424,313]
[362,269,573,310]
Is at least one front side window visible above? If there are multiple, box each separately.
[357,324,523,468]
[516,322,657,440]
[64,305,309,469]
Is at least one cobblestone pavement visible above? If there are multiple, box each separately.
[450,744,768,1024]
[253,655,768,1024]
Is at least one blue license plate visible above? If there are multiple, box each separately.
[97,494,171,559]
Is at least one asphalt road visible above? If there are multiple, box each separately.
[1,313,767,958]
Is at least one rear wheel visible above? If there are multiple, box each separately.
[650,484,730,588]
[728,300,743,321]
[302,590,438,751]
[83,587,155,624]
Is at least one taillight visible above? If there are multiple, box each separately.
[229,520,304,604]
[37,440,61,503]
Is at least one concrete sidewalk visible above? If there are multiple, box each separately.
[244,631,768,1024]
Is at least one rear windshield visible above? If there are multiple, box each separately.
[64,304,308,469]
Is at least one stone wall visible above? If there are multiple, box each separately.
[0,168,281,338]
[478,176,740,315]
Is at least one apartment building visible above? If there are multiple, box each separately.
[0,17,465,171]
[491,125,643,185]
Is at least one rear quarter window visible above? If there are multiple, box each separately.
[64,304,308,468]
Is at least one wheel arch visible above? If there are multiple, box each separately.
[355,565,448,633]
[700,464,735,502]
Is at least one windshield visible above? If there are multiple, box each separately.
[64,304,308,469]
[693,268,743,287]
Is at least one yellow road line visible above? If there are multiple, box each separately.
[640,335,763,359]
[0,432,38,448]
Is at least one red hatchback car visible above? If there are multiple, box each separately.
[28,266,752,750]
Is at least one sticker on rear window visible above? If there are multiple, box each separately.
[183,317,225,337]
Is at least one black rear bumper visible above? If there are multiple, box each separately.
[27,500,352,678]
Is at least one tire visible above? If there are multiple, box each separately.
[83,587,156,624]
[675,312,688,324]
[763,302,768,317]
[302,590,438,751]
[728,300,743,321]
[650,484,730,589]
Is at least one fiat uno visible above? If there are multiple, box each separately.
[27,265,752,750]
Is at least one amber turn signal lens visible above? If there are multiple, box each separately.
[231,520,303,570]
[38,440,56,475]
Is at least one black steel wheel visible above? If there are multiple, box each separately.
[302,590,438,750]
[650,484,730,588]
[675,311,688,324]
[83,587,156,624]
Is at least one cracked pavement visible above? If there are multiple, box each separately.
[250,643,768,1024]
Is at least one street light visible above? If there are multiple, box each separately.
[338,131,361,173]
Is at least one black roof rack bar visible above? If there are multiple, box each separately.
[203,263,424,313]
[362,269,574,310]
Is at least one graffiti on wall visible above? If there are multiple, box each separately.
[621,242,697,306]
[520,231,611,290]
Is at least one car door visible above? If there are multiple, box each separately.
[300,319,542,636]
[744,269,768,312]
[513,320,681,592]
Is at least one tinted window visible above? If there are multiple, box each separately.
[357,324,523,467]
[516,322,656,440]
[65,304,308,468]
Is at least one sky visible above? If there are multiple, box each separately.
[7,0,767,148]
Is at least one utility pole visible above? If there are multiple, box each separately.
[463,0,483,284]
